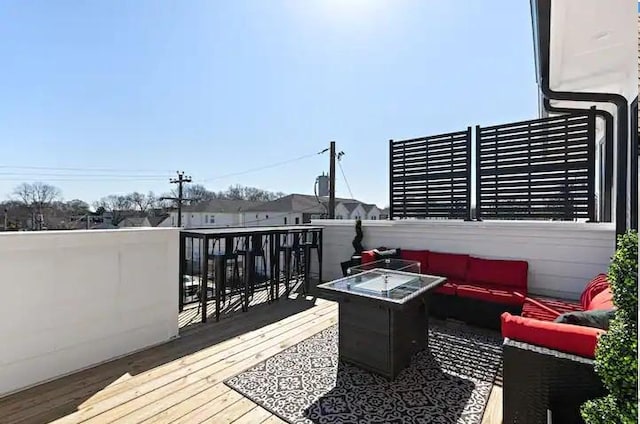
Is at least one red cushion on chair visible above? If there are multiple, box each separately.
[467,257,528,290]
[580,274,610,310]
[587,288,614,311]
[361,250,376,264]
[427,252,469,280]
[522,296,582,321]
[457,284,523,305]
[501,313,604,358]
[433,279,459,296]
[400,250,429,274]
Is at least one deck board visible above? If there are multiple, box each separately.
[0,294,502,424]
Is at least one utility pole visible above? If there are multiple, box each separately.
[165,171,192,228]
[3,208,7,231]
[328,141,336,219]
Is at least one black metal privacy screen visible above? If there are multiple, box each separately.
[475,113,596,221]
[389,112,596,221]
[389,128,472,220]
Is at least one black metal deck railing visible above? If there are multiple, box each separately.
[179,226,323,323]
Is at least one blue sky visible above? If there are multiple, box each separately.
[0,1,538,207]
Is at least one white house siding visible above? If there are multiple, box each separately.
[334,203,349,220]
[311,219,616,300]
[366,206,381,220]
[239,212,304,226]
[0,228,179,396]
[348,204,367,220]
[166,211,240,228]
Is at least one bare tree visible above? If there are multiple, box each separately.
[13,183,33,206]
[156,194,175,210]
[221,185,284,202]
[12,182,62,230]
[128,191,156,213]
[176,184,217,204]
[93,194,134,225]
[224,184,245,200]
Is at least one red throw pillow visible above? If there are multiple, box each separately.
[587,287,614,311]
[579,274,610,310]
[361,250,376,264]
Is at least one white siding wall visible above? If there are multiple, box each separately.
[168,211,240,228]
[334,204,349,220]
[240,212,303,226]
[366,206,381,220]
[0,228,179,396]
[348,204,367,220]
[311,220,616,300]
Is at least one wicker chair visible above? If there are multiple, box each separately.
[503,338,605,424]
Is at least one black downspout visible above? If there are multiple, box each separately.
[536,0,629,235]
[631,97,638,230]
[543,98,614,222]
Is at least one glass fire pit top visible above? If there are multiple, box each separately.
[347,258,421,275]
[318,268,445,304]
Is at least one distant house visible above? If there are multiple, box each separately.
[159,194,384,228]
[118,217,151,228]
[242,194,383,225]
[364,204,381,220]
[240,194,327,226]
[90,222,119,230]
[163,199,261,229]
[335,202,364,220]
[147,214,169,227]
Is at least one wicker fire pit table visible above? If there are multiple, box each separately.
[318,259,445,379]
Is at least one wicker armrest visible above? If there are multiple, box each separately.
[503,338,594,364]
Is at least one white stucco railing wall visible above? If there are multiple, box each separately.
[0,228,179,397]
[311,219,617,300]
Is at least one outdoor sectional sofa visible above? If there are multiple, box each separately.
[500,274,612,423]
[361,249,529,330]
[358,248,611,423]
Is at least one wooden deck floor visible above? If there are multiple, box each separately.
[0,295,503,424]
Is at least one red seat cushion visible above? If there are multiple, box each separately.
[467,257,528,290]
[427,252,469,280]
[522,296,582,321]
[587,287,614,311]
[433,279,460,296]
[580,274,610,310]
[361,250,376,264]
[501,313,604,358]
[400,250,429,274]
[457,284,523,305]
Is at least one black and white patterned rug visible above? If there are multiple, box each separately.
[225,322,502,424]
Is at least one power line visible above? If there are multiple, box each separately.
[200,150,328,182]
[0,165,175,173]
[337,155,355,199]
[0,177,170,182]
[0,172,171,178]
